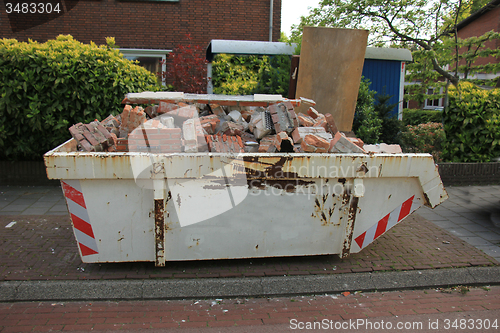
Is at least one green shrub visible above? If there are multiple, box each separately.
[442,82,500,162]
[399,122,445,162]
[0,35,158,161]
[403,109,443,125]
[212,54,262,95]
[212,54,290,96]
[374,93,404,144]
[352,77,382,144]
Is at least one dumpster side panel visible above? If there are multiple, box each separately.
[350,177,425,253]
[77,180,155,263]
[163,180,351,260]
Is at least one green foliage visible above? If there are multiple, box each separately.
[212,54,262,95]
[403,109,443,125]
[399,122,445,162]
[374,93,403,144]
[0,35,158,161]
[404,47,449,108]
[211,54,290,96]
[442,82,500,162]
[352,78,382,143]
[291,0,500,90]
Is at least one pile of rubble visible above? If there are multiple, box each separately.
[68,93,402,154]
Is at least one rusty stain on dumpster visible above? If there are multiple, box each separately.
[341,196,359,258]
[154,198,165,267]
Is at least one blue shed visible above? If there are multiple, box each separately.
[362,48,412,119]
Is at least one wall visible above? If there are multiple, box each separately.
[458,6,500,67]
[1,0,282,51]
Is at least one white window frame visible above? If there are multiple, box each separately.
[424,87,443,110]
[120,48,171,85]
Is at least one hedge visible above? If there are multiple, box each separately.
[0,35,158,161]
[442,82,500,162]
[402,109,443,125]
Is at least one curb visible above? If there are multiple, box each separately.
[1,266,499,302]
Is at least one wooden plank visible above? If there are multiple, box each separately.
[295,27,369,132]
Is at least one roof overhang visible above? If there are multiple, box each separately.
[206,40,297,62]
[365,47,413,62]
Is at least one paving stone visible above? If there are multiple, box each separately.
[21,208,50,215]
[461,223,492,232]
[447,216,474,225]
[474,231,500,241]
[459,236,493,246]
[446,227,477,237]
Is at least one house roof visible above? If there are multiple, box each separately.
[456,0,500,30]
[206,40,297,62]
[206,40,412,62]
[365,47,412,62]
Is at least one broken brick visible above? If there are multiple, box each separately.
[363,143,402,154]
[258,135,278,153]
[157,101,178,114]
[324,113,339,136]
[274,132,294,152]
[291,127,332,144]
[249,111,273,139]
[206,134,244,153]
[297,113,315,127]
[313,117,328,130]
[301,134,330,153]
[128,127,182,153]
[348,137,364,149]
[329,132,366,153]
[199,114,220,135]
[119,105,147,136]
[101,114,120,137]
[221,121,245,136]
[307,107,322,119]
[210,103,226,116]
[69,121,114,152]
[269,103,295,134]
[300,97,316,106]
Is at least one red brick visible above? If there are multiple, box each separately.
[62,324,94,331]
[1,326,34,333]
[307,107,321,119]
[208,321,236,327]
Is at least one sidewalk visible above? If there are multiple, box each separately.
[1,286,499,332]
[0,184,499,300]
[0,185,499,332]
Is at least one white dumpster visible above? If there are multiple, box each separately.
[44,138,448,266]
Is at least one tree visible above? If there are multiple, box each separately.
[290,0,500,88]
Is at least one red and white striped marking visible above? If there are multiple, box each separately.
[354,195,421,250]
[61,180,99,256]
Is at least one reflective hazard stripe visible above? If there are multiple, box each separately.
[354,195,421,250]
[61,180,99,256]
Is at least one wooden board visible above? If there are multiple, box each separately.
[295,27,369,132]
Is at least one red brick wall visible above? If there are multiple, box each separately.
[457,6,500,67]
[1,0,282,51]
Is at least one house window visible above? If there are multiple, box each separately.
[424,88,442,109]
[120,49,171,85]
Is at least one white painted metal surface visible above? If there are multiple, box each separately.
[45,139,448,265]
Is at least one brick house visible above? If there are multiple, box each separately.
[1,0,282,76]
[405,0,500,110]
[456,0,500,80]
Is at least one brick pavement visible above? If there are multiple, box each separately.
[1,285,499,332]
[0,213,497,281]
